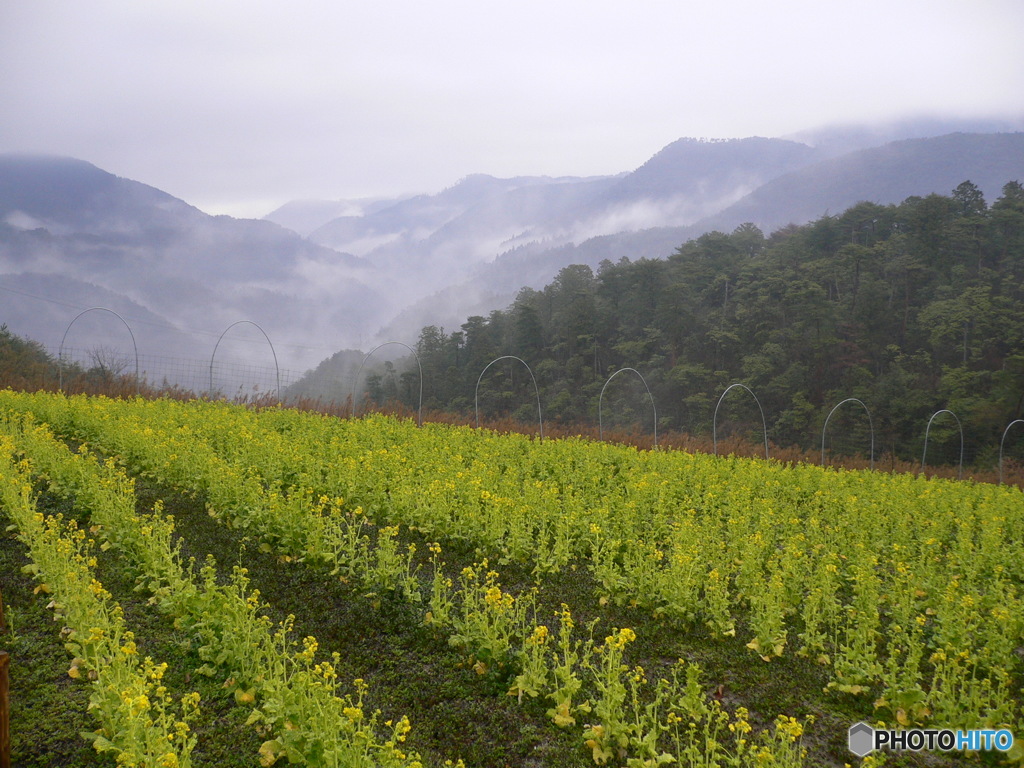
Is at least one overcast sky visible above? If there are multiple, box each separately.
[2,0,1022,218]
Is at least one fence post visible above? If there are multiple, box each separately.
[0,650,9,768]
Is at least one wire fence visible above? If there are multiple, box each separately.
[53,346,304,398]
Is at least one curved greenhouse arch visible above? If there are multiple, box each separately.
[712,383,769,459]
[999,419,1024,485]
[58,306,140,394]
[350,341,423,426]
[474,355,544,441]
[209,320,281,400]
[820,397,875,469]
[921,409,964,480]
[598,367,658,447]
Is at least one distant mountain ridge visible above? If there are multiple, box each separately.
[367,131,1024,341]
[0,154,380,372]
[272,137,826,329]
[2,118,1023,383]
[694,132,1024,234]
[288,137,820,264]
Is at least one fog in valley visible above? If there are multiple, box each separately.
[2,2,1023,399]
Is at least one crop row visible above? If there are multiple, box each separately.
[0,411,432,768]
[2,391,1023,756]
[0,433,199,768]
[0,392,823,765]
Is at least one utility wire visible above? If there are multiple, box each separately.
[0,281,345,354]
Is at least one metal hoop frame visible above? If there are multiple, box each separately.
[209,320,281,400]
[49,311,1008,479]
[474,355,544,441]
[712,383,769,459]
[821,397,875,469]
[350,341,423,426]
[999,419,1024,484]
[921,409,964,480]
[58,307,140,394]
[598,367,658,447]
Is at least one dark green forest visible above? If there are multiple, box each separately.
[369,181,1024,465]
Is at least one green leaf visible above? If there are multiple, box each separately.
[245,708,265,726]
[80,731,118,753]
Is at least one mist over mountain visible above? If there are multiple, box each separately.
[2,119,1023,391]
[693,132,1024,235]
[784,115,1024,157]
[371,131,1024,344]
[265,196,415,239]
[274,136,825,342]
[296,138,818,269]
[0,155,382,374]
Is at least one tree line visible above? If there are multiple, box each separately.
[387,181,1024,465]
[0,326,139,393]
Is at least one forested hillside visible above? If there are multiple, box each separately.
[386,181,1024,464]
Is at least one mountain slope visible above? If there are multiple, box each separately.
[305,138,820,261]
[0,155,381,370]
[603,136,818,204]
[296,138,824,336]
[5,128,1023,382]
[376,132,1024,342]
[306,174,620,257]
[0,154,198,235]
[694,132,1024,234]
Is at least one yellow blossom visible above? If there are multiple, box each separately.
[528,625,549,645]
[775,715,804,741]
